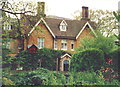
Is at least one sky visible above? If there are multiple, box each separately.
[12,0,120,19]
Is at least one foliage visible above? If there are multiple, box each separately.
[2,68,120,85]
[11,48,67,70]
[2,68,66,85]
[73,9,117,36]
[71,48,105,72]
[69,72,105,85]
[100,58,119,82]
[108,49,120,72]
[2,77,15,85]
[113,11,120,47]
[78,32,117,55]
[113,11,120,22]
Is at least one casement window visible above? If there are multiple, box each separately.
[61,40,67,50]
[59,20,67,31]
[54,39,57,50]
[38,38,44,49]
[71,40,74,51]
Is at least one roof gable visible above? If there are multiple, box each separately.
[28,18,55,38]
[27,17,96,39]
[76,22,97,39]
[59,20,67,31]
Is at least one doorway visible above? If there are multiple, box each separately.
[63,60,69,71]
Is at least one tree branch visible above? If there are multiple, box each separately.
[0,9,34,15]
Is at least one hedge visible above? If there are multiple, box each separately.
[70,48,105,72]
[11,48,67,71]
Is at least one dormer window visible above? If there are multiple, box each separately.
[59,20,67,31]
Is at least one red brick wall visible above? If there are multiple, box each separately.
[26,24,54,49]
[76,27,94,48]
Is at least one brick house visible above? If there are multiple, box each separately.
[7,2,97,71]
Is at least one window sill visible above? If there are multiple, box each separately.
[61,48,67,50]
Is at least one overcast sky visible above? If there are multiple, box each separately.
[13,0,120,19]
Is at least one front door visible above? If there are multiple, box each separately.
[63,60,69,71]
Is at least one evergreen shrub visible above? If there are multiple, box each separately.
[70,48,105,72]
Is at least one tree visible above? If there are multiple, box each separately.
[1,0,36,37]
[1,0,46,57]
[72,9,117,36]
[77,32,117,56]
[113,11,120,47]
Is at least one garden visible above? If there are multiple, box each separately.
[2,32,120,86]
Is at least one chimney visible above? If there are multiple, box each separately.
[81,6,90,20]
[37,2,45,18]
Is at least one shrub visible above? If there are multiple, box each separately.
[70,48,105,72]
[3,68,66,85]
[12,48,67,70]
[108,48,120,72]
[2,77,15,85]
[70,72,105,85]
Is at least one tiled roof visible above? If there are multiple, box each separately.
[44,17,96,39]
[5,15,96,39]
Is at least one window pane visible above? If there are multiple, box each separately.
[61,40,67,50]
[38,38,44,49]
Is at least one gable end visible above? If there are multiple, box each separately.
[28,18,56,38]
[76,22,97,39]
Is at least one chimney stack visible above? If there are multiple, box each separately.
[37,2,45,18]
[81,6,90,20]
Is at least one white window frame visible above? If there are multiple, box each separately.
[71,40,74,51]
[54,39,57,50]
[61,40,67,50]
[60,24,66,31]
[4,22,12,30]
[38,38,44,49]
[59,20,67,31]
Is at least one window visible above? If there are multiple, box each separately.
[71,40,74,51]
[38,38,44,49]
[60,24,66,31]
[61,40,67,50]
[54,39,57,50]
[3,23,12,30]
[59,20,67,31]
[6,41,10,49]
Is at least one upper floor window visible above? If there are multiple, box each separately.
[54,39,57,50]
[3,22,12,30]
[61,40,67,50]
[59,20,67,31]
[38,38,44,49]
[71,40,74,51]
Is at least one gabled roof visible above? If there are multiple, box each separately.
[40,17,96,39]
[23,16,96,40]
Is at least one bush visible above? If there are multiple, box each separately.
[2,77,15,85]
[108,48,120,71]
[70,48,105,72]
[68,72,105,85]
[12,48,67,70]
[2,68,66,85]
